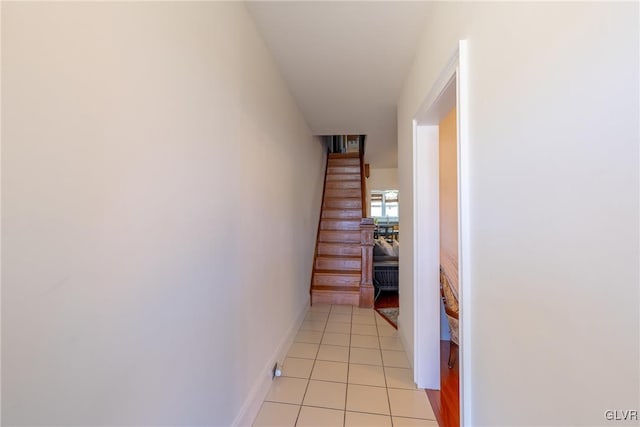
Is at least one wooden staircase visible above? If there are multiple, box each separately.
[311,152,374,307]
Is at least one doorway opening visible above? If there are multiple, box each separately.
[412,40,470,425]
[368,183,400,326]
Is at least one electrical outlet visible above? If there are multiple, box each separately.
[272,362,278,380]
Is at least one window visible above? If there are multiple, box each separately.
[370,193,383,217]
[370,190,399,221]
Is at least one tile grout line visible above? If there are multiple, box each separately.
[376,311,395,426]
[343,304,353,427]
[305,305,351,424]
[295,306,329,426]
[262,306,425,426]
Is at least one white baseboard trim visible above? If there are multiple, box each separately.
[397,316,415,370]
[232,298,310,427]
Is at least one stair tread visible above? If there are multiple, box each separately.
[316,255,361,259]
[319,236,360,242]
[317,242,361,257]
[326,175,360,180]
[312,285,360,292]
[324,202,361,206]
[329,153,359,158]
[314,269,361,275]
[318,231,360,243]
[318,242,361,245]
[325,185,361,190]
[320,221,361,229]
[322,210,362,214]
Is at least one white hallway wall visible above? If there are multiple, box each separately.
[397,2,639,425]
[366,168,398,217]
[2,3,324,425]
[368,168,398,192]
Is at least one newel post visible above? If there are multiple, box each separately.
[359,218,375,308]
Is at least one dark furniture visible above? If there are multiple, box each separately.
[372,238,399,300]
[373,257,398,300]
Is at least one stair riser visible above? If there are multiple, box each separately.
[328,158,360,167]
[327,166,360,175]
[313,274,361,287]
[312,290,359,306]
[317,243,361,257]
[319,231,360,243]
[323,199,362,209]
[322,209,362,219]
[315,258,361,271]
[325,189,361,198]
[325,181,361,189]
[329,153,360,160]
[320,220,361,231]
[326,174,360,182]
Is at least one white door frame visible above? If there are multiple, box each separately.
[412,40,471,425]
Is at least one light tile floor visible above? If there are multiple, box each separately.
[253,304,437,427]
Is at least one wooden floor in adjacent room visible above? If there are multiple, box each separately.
[374,291,399,309]
[426,340,460,427]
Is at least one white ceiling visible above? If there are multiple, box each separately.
[246,1,431,168]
